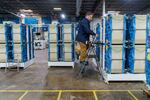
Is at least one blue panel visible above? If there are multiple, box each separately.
[32,27,35,58]
[0,17,20,24]
[28,25,32,60]
[41,25,48,32]
[96,23,101,60]
[71,24,75,61]
[48,25,50,61]
[5,24,14,62]
[58,24,64,61]
[20,24,28,62]
[24,17,38,24]
[105,15,112,73]
[42,17,51,24]
[125,15,136,73]
[146,15,150,86]
[122,16,127,73]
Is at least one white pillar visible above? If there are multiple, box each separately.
[102,0,106,69]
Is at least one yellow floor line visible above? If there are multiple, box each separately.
[128,90,138,100]
[28,90,59,93]
[0,89,143,93]
[18,91,28,100]
[96,90,142,92]
[57,90,62,100]
[93,91,98,100]
[0,90,59,92]
[62,90,93,92]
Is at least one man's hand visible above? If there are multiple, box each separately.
[96,34,99,37]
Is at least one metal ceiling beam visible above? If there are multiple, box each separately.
[92,0,101,14]
[76,0,82,16]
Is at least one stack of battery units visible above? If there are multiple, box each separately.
[134,15,147,73]
[105,15,126,73]
[49,24,58,61]
[12,24,28,62]
[63,24,73,61]
[0,24,6,62]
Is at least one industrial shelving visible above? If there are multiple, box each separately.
[48,24,74,67]
[0,24,34,69]
[101,14,149,83]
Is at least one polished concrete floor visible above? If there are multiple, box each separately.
[0,49,149,100]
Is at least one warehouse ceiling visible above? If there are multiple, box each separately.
[0,0,150,18]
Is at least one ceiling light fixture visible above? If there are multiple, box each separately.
[53,8,62,11]
[61,14,66,19]
[20,9,33,13]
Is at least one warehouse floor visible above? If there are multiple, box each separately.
[0,49,149,100]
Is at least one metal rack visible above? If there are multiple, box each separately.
[0,24,34,70]
[101,14,149,83]
[48,24,74,67]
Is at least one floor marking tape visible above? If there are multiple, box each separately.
[128,90,138,100]
[18,91,28,100]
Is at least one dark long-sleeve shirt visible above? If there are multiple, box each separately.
[76,18,96,44]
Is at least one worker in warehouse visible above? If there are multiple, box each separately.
[75,11,98,67]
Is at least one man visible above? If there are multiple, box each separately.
[75,12,97,65]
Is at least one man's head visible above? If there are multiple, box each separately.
[85,12,94,21]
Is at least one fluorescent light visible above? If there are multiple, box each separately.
[61,14,66,19]
[20,9,33,13]
[53,8,62,11]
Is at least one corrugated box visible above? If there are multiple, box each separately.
[112,45,123,59]
[64,33,72,42]
[112,15,124,30]
[13,33,21,42]
[13,44,22,53]
[63,24,72,33]
[111,60,123,73]
[13,24,20,33]
[14,53,22,61]
[0,44,6,53]
[64,52,72,61]
[50,24,56,33]
[112,30,123,44]
[0,25,5,33]
[135,30,146,44]
[134,60,145,73]
[50,43,57,52]
[0,54,7,62]
[136,15,147,30]
[50,33,57,42]
[135,45,146,59]
[64,43,72,52]
[50,52,57,61]
[0,34,6,42]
